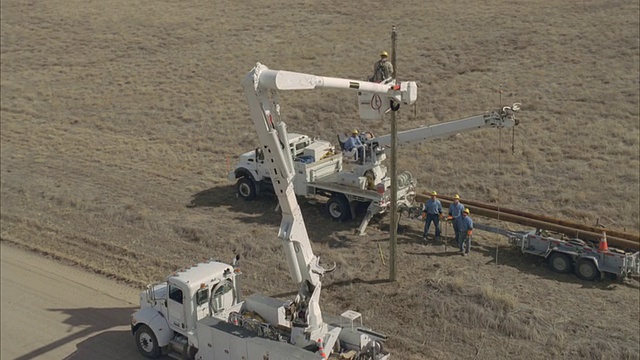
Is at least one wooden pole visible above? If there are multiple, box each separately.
[389,25,398,281]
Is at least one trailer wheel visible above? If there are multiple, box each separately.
[326,195,350,221]
[236,177,257,201]
[135,325,161,358]
[575,259,599,281]
[548,252,572,274]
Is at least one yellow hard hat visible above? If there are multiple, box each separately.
[454,194,460,200]
[430,191,437,196]
[352,129,359,134]
[463,208,470,214]
[380,51,389,57]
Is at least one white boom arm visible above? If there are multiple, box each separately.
[241,63,416,343]
[252,65,417,107]
[369,103,520,149]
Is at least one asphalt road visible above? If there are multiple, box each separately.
[0,243,144,360]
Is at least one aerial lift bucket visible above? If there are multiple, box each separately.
[358,91,390,120]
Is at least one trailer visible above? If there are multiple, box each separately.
[476,223,640,280]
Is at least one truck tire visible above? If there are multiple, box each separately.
[326,195,350,222]
[135,325,162,358]
[575,259,599,281]
[236,177,257,201]
[548,252,572,274]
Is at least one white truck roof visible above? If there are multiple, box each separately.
[286,132,308,142]
[167,260,233,291]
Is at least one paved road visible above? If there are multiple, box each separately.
[1,243,144,360]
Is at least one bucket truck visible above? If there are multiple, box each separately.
[229,90,521,234]
[131,63,417,360]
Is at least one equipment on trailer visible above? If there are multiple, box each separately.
[475,223,640,280]
[132,63,417,359]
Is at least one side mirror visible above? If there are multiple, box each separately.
[232,254,240,266]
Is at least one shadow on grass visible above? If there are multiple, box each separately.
[405,234,467,257]
[187,185,367,248]
[269,277,392,298]
[16,307,138,360]
[406,249,463,257]
[371,217,439,246]
[377,218,460,246]
[63,329,158,360]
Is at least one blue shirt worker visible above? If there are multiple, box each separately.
[422,191,443,242]
[448,194,465,244]
[344,129,364,162]
[456,208,474,256]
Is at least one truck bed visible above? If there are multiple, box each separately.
[309,173,381,201]
[196,317,323,360]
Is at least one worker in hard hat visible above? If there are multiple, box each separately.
[448,194,466,245]
[370,51,394,83]
[344,129,364,163]
[421,191,443,242]
[456,208,474,256]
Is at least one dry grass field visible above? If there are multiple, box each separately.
[1,0,639,359]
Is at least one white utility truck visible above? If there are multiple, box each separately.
[229,102,521,235]
[131,63,421,359]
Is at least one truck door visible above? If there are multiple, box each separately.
[167,284,186,330]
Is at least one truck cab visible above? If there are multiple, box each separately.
[131,259,241,358]
[228,133,338,200]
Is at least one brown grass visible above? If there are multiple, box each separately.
[1,0,639,359]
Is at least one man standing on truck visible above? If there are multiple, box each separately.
[344,129,364,163]
[370,51,394,83]
[457,208,474,256]
[448,194,466,245]
[422,191,443,242]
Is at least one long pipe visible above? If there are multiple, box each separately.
[415,194,640,251]
[426,193,639,241]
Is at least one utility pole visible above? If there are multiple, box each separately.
[389,25,398,281]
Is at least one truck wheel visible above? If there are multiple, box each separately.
[326,195,350,221]
[575,259,599,281]
[236,177,257,201]
[135,325,161,358]
[548,252,572,274]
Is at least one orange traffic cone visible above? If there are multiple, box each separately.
[598,231,609,252]
[317,338,327,359]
